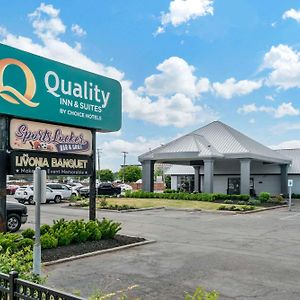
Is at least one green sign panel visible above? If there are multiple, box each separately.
[0,43,122,131]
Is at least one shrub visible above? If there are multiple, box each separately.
[21,228,35,239]
[185,286,219,300]
[0,246,43,283]
[237,201,246,205]
[239,194,250,201]
[247,199,261,206]
[259,192,270,202]
[15,238,34,250]
[267,195,285,204]
[40,224,51,235]
[218,205,226,210]
[224,200,234,204]
[97,218,121,239]
[41,233,58,249]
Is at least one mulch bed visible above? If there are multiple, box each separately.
[42,235,145,262]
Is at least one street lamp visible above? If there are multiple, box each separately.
[122,151,128,183]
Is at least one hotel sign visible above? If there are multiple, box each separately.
[11,151,92,176]
[0,43,122,131]
[10,119,92,156]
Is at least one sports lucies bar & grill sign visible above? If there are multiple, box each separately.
[0,43,121,131]
[10,119,92,156]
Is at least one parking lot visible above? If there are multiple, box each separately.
[10,196,300,299]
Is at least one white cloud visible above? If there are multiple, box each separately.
[261,44,300,89]
[237,102,300,118]
[144,56,210,98]
[270,140,300,150]
[270,122,300,135]
[282,8,300,23]
[156,0,214,34]
[0,4,220,129]
[212,77,262,99]
[249,118,255,124]
[28,3,66,39]
[265,95,275,101]
[71,24,86,37]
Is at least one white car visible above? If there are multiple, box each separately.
[46,183,73,199]
[14,186,63,204]
[117,183,133,193]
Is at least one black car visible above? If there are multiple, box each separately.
[79,183,122,198]
[6,201,28,232]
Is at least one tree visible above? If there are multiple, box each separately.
[97,169,114,182]
[118,165,142,183]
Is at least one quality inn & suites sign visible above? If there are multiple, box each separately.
[0,43,122,131]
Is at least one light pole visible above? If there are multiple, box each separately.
[122,151,128,183]
[97,148,102,186]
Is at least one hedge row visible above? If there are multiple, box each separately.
[125,190,250,202]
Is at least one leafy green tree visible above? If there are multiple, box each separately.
[97,169,114,182]
[118,165,142,183]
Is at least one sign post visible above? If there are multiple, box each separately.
[288,179,293,212]
[33,167,46,276]
[0,116,8,232]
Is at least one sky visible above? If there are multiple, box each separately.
[0,0,300,171]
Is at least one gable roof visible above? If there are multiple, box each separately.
[139,121,291,164]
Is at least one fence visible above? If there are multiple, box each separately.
[0,271,85,300]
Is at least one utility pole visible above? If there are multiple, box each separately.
[122,151,128,183]
[97,148,102,184]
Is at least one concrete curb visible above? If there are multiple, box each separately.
[65,205,165,213]
[239,204,288,214]
[42,239,156,266]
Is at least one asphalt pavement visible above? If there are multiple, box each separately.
[9,196,300,300]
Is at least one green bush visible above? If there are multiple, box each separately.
[0,246,42,283]
[224,200,234,204]
[97,218,121,239]
[40,224,51,235]
[0,233,21,252]
[185,286,219,300]
[15,238,34,250]
[247,199,261,206]
[237,201,246,205]
[41,233,58,249]
[259,192,270,202]
[267,195,285,204]
[218,205,226,210]
[21,228,35,239]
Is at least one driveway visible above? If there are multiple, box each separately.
[18,198,300,299]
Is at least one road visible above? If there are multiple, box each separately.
[9,196,300,300]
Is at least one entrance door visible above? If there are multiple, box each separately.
[228,178,240,194]
[228,177,254,195]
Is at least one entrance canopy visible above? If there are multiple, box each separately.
[139,121,291,194]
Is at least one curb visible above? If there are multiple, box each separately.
[239,204,288,214]
[42,240,156,266]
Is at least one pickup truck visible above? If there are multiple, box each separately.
[6,201,28,232]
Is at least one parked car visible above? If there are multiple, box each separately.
[6,184,20,195]
[98,182,121,196]
[46,183,72,199]
[79,183,122,198]
[6,201,28,232]
[14,186,63,204]
[117,183,133,193]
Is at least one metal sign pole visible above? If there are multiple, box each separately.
[289,186,292,212]
[89,129,96,221]
[33,167,46,276]
[0,116,8,232]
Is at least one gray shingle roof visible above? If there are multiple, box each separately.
[139,121,291,164]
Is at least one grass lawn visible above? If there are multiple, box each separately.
[97,197,251,211]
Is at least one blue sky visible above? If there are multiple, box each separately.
[1,0,300,171]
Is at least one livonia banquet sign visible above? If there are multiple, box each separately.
[0,43,121,131]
